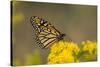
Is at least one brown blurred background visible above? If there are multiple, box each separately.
[11,1,97,65]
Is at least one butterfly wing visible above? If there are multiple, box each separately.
[30,16,64,48]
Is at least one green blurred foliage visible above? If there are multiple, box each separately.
[77,51,97,62]
[13,50,41,66]
[12,0,24,45]
[12,13,24,25]
[12,0,24,26]
[25,50,41,65]
[13,58,21,66]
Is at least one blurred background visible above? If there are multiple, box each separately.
[11,1,97,66]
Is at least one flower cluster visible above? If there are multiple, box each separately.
[82,40,97,55]
[80,40,97,61]
[47,40,97,64]
[48,40,80,64]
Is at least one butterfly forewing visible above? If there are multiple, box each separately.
[30,16,65,48]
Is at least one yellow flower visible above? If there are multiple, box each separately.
[65,42,80,55]
[80,40,97,61]
[47,40,80,64]
[82,40,97,54]
[58,49,75,63]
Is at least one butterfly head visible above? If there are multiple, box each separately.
[57,34,65,40]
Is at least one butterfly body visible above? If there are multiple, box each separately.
[30,16,65,48]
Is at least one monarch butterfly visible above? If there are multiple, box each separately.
[30,16,65,48]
